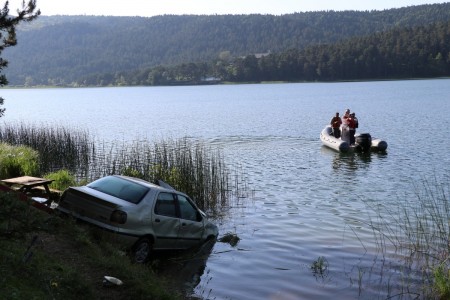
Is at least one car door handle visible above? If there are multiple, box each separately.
[155,219,161,223]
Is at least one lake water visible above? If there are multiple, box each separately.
[2,79,450,299]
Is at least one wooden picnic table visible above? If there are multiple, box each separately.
[1,176,54,205]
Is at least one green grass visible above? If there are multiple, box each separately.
[0,244,95,299]
[0,191,178,299]
[0,142,40,179]
[44,169,77,191]
[433,262,450,299]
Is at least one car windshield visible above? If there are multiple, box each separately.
[87,176,150,204]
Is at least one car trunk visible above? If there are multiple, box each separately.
[59,187,120,224]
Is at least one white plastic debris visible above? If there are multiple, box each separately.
[103,276,123,286]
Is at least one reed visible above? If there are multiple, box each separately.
[0,142,40,179]
[0,123,240,214]
[89,138,231,214]
[0,123,91,176]
[363,178,450,298]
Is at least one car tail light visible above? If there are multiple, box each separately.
[110,210,127,224]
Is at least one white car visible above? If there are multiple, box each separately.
[56,175,218,263]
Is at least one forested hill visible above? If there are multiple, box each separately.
[3,2,450,86]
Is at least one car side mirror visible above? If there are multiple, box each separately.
[196,211,203,222]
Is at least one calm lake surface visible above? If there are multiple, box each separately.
[2,79,450,299]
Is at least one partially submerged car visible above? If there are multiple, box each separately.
[56,175,218,263]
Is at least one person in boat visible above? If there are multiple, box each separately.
[342,109,350,123]
[341,109,351,143]
[352,112,359,129]
[330,112,342,138]
[348,112,357,145]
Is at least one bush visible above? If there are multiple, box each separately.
[44,169,77,191]
[0,142,40,179]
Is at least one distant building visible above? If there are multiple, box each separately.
[254,51,271,58]
[240,51,271,59]
[201,76,221,84]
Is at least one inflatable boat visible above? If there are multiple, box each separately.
[320,125,387,153]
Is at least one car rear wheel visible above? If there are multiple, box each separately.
[133,238,153,263]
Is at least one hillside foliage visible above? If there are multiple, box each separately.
[3,3,450,86]
[97,21,450,85]
[0,0,40,115]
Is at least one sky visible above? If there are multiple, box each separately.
[8,0,450,17]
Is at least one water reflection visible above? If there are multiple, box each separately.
[320,146,372,171]
[152,239,216,299]
[3,81,447,299]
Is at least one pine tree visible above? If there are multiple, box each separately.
[0,1,40,117]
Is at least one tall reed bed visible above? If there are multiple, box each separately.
[364,178,450,298]
[0,122,239,214]
[89,138,231,213]
[0,123,91,176]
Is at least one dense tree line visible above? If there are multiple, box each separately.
[3,2,450,86]
[0,1,40,116]
[76,20,450,86]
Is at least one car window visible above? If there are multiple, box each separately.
[177,194,200,222]
[155,192,177,218]
[87,176,149,204]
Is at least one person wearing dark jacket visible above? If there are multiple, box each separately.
[330,112,342,138]
[348,112,358,145]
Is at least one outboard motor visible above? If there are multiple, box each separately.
[355,133,372,152]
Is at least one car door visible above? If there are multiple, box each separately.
[176,194,205,248]
[152,192,181,249]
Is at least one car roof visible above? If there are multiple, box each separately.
[112,175,182,195]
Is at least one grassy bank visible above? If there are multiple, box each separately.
[0,122,246,299]
[0,191,178,299]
